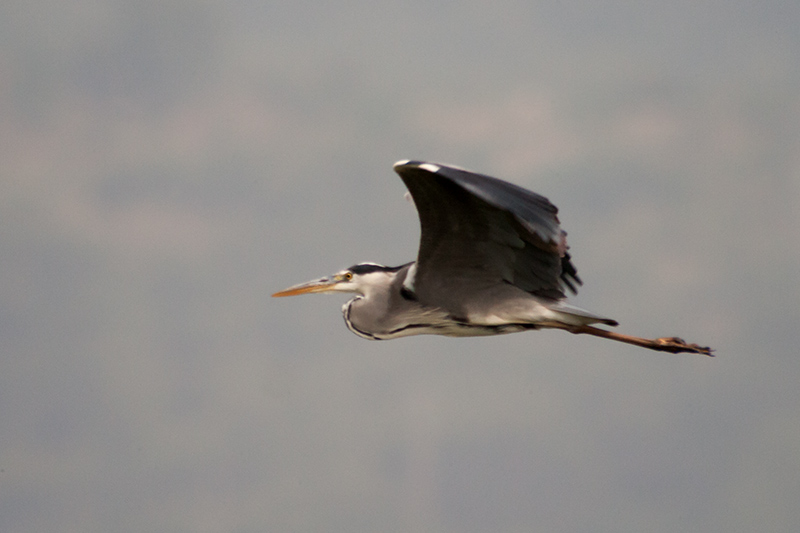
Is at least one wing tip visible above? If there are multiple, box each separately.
[395,159,478,175]
[394,160,442,174]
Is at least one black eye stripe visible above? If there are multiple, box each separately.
[346,262,409,275]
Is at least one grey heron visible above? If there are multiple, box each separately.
[274,160,713,356]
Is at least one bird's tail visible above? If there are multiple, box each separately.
[546,302,619,327]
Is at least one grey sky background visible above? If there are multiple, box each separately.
[2,1,799,532]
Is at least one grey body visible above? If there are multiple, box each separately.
[274,161,617,340]
[341,262,606,340]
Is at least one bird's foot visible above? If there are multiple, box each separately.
[655,337,715,356]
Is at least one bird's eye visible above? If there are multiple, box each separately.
[344,272,353,281]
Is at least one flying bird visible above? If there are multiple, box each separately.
[274,160,712,356]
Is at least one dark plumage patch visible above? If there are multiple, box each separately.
[347,263,396,275]
[400,286,418,301]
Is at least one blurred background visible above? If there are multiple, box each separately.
[2,1,799,532]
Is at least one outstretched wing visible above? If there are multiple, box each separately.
[393,160,581,312]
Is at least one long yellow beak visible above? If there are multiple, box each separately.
[272,277,339,297]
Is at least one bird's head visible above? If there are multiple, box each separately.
[272,263,399,298]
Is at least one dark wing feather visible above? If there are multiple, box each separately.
[394,161,581,311]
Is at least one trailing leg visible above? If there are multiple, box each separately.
[565,325,714,356]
